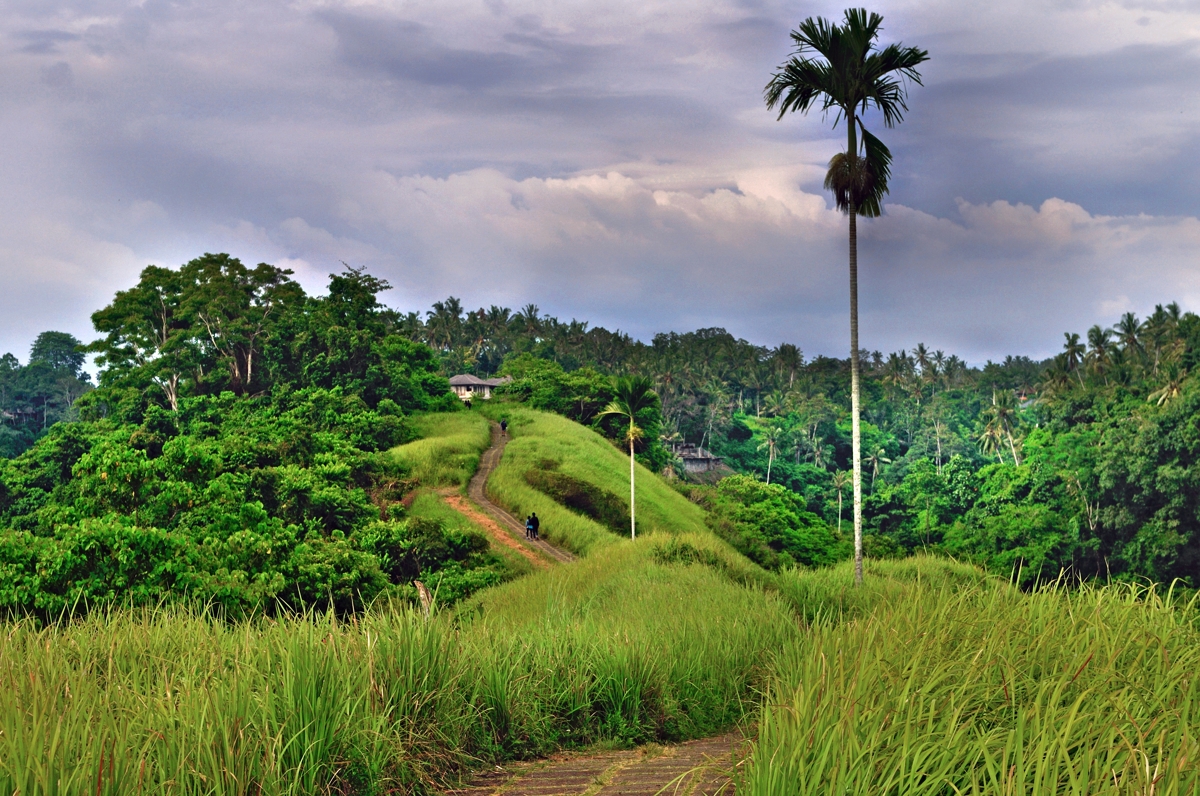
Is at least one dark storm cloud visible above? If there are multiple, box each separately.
[323,14,533,89]
[13,30,79,54]
[885,40,1200,218]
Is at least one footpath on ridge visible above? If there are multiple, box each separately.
[443,733,741,796]
[452,421,575,565]
[439,422,743,796]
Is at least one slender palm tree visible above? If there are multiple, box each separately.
[598,375,659,539]
[976,422,1005,464]
[758,425,784,484]
[1085,325,1113,386]
[766,10,927,585]
[1063,332,1086,384]
[830,470,850,534]
[864,447,891,489]
[983,390,1022,465]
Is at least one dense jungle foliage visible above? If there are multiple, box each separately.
[402,296,1200,586]
[4,253,1200,603]
[0,255,509,617]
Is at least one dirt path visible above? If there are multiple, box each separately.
[441,492,550,570]
[442,733,741,796]
[467,422,575,564]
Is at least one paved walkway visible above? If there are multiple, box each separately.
[442,733,741,796]
[466,421,575,564]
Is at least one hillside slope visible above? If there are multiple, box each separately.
[479,405,708,555]
[389,410,491,489]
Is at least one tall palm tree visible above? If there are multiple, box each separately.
[864,447,891,489]
[830,470,850,534]
[774,343,804,389]
[1085,325,1113,386]
[758,425,784,484]
[766,10,927,585]
[598,375,659,539]
[976,422,1005,464]
[1062,332,1086,385]
[1112,312,1144,375]
[983,390,1022,465]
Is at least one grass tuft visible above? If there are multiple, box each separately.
[390,411,491,489]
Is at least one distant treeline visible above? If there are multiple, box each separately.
[407,296,1200,586]
[4,253,1200,592]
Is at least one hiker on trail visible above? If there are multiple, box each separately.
[530,512,540,540]
[525,515,534,539]
[500,419,508,435]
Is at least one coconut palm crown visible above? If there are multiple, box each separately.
[765,8,927,585]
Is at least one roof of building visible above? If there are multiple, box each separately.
[448,374,513,387]
[673,443,720,460]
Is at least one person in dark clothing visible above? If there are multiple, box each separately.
[529,512,540,540]
[500,419,508,435]
[464,399,472,409]
[525,515,534,539]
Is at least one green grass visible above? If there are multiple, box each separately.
[5,545,1191,796]
[741,576,1200,795]
[0,540,801,795]
[479,405,708,555]
[7,399,1194,794]
[390,411,491,489]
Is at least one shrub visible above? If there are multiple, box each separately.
[524,464,630,535]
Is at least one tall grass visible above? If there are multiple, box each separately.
[390,411,491,489]
[741,578,1200,795]
[479,406,708,554]
[0,540,799,794]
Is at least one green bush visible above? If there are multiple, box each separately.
[687,475,843,570]
[524,463,630,535]
[0,389,509,617]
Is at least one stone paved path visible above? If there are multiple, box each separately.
[467,421,575,564]
[442,733,741,796]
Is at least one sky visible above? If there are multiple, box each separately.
[1,0,1199,367]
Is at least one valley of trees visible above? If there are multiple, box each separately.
[403,297,1200,586]
[2,252,1199,615]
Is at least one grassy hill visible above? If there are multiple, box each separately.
[479,405,708,555]
[7,404,1197,794]
[389,410,491,489]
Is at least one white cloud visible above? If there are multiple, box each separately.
[0,0,1199,365]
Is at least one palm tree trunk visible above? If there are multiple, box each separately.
[629,435,636,540]
[1006,427,1021,466]
[850,207,864,586]
[766,448,774,485]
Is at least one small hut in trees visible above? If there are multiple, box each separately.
[448,374,511,402]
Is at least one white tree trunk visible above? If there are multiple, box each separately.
[629,437,636,539]
[850,209,864,586]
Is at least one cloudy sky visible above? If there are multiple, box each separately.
[2,0,1199,366]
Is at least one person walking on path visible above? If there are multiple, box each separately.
[500,419,508,435]
[525,514,534,539]
[529,512,540,540]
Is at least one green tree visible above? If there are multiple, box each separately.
[758,425,784,484]
[597,375,660,539]
[178,253,303,394]
[830,470,850,534]
[29,331,86,377]
[766,8,928,584]
[89,265,191,411]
